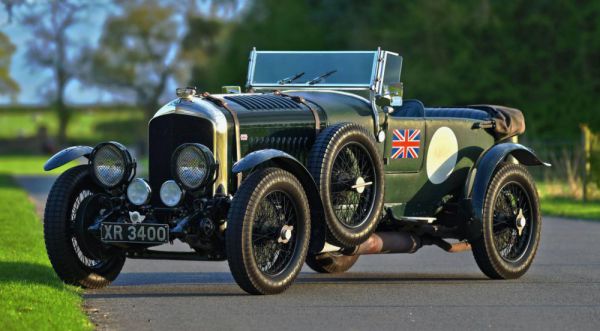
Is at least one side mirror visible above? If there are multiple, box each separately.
[388,82,403,107]
[376,82,404,108]
[375,94,392,107]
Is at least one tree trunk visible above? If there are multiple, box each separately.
[55,66,70,145]
[55,94,70,145]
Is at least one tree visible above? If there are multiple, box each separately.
[19,0,90,144]
[180,0,241,91]
[0,32,19,99]
[217,0,600,138]
[88,0,183,119]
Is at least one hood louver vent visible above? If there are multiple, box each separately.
[224,95,301,110]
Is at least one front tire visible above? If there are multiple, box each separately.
[471,164,541,279]
[44,165,125,289]
[226,168,311,295]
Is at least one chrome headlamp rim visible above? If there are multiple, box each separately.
[89,141,135,189]
[171,143,216,191]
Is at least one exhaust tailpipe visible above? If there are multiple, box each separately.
[345,232,471,256]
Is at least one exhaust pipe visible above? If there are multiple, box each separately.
[345,232,471,256]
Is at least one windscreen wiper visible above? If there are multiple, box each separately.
[307,70,337,85]
[278,72,305,85]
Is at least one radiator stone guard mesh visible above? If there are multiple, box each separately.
[224,95,301,110]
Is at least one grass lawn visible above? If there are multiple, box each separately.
[540,197,600,221]
[0,108,145,146]
[0,175,92,330]
[0,155,79,176]
[0,154,147,177]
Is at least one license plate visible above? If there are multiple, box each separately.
[100,223,169,244]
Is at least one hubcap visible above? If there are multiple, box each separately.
[515,208,526,236]
[278,225,294,244]
[351,177,373,194]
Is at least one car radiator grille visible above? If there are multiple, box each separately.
[148,114,214,205]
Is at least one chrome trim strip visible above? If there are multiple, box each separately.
[246,47,257,89]
[153,98,229,195]
[369,47,384,133]
[282,89,371,105]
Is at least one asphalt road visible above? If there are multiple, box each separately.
[17,176,600,331]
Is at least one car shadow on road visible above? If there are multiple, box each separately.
[0,261,65,290]
[85,271,488,299]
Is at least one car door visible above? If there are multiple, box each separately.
[383,100,426,173]
[382,100,427,210]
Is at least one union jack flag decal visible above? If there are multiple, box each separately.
[391,129,421,159]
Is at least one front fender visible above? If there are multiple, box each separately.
[44,146,93,171]
[233,149,326,253]
[464,143,550,239]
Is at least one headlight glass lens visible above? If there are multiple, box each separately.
[92,143,128,188]
[126,178,151,206]
[160,180,183,207]
[174,144,214,190]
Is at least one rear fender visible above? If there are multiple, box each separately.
[464,143,550,239]
[44,146,93,171]
[232,149,326,253]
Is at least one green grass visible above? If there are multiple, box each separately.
[0,109,145,145]
[0,155,79,176]
[540,197,600,220]
[0,175,92,330]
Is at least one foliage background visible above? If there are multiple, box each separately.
[204,0,600,140]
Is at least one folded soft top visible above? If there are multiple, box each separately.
[393,100,525,141]
[468,104,526,141]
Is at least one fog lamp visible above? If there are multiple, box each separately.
[126,178,151,206]
[160,180,183,207]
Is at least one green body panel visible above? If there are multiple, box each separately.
[383,118,494,216]
[208,91,495,218]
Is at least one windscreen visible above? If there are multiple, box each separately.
[250,51,377,87]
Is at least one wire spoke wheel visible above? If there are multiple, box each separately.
[471,163,542,280]
[44,165,125,289]
[492,182,533,262]
[308,123,385,247]
[226,168,310,295]
[330,142,377,228]
[252,191,298,276]
[70,189,104,268]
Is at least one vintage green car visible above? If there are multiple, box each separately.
[43,49,549,294]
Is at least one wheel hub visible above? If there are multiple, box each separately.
[278,225,294,244]
[515,208,526,236]
[351,177,373,194]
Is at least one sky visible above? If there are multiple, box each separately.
[0,4,116,105]
[0,0,229,106]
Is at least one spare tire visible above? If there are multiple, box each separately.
[308,123,384,247]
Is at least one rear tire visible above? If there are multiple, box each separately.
[44,165,125,289]
[226,168,310,295]
[306,252,359,273]
[471,164,541,279]
[308,123,385,247]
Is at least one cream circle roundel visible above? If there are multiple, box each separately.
[426,127,458,185]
